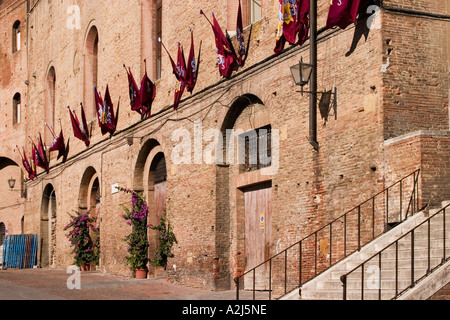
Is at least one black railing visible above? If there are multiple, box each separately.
[235,169,421,300]
[341,201,449,300]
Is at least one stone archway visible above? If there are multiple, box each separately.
[215,93,273,289]
[78,167,101,267]
[40,184,56,268]
[133,139,167,269]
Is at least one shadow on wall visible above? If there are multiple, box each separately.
[346,0,381,57]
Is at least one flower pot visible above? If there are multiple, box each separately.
[135,269,148,279]
[80,263,91,271]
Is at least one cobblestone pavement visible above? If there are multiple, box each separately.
[0,267,253,300]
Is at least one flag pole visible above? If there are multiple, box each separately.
[200,10,214,27]
[158,37,172,58]
[45,122,56,138]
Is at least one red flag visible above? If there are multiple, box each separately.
[201,10,238,78]
[326,0,363,30]
[104,86,118,135]
[30,143,37,178]
[173,43,187,110]
[38,133,49,173]
[123,65,142,114]
[80,103,90,144]
[160,39,187,110]
[186,30,201,94]
[16,145,35,180]
[297,0,310,45]
[95,85,117,136]
[68,105,90,147]
[274,0,309,54]
[94,87,107,135]
[46,121,66,161]
[30,134,49,174]
[140,60,157,119]
[213,13,239,78]
[235,0,252,67]
[160,38,184,81]
[50,130,66,160]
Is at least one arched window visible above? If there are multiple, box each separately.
[155,0,162,80]
[12,20,21,53]
[142,0,162,80]
[84,26,99,120]
[13,93,21,125]
[46,67,56,144]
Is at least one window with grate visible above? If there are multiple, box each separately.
[239,125,271,173]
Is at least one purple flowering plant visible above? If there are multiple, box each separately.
[63,211,99,267]
[119,187,149,271]
[150,211,177,269]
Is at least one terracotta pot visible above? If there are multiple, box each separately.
[135,269,148,279]
[81,263,91,271]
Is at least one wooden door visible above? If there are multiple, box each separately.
[154,181,167,222]
[244,183,272,290]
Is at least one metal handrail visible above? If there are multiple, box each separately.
[235,169,421,300]
[341,201,449,300]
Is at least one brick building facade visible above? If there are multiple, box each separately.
[0,0,449,292]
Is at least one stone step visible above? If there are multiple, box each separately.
[314,277,417,291]
[284,202,450,300]
[301,288,399,300]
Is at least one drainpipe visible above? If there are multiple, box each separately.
[309,0,319,151]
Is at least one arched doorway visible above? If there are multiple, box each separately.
[40,184,56,268]
[147,152,167,257]
[133,139,167,269]
[78,167,101,267]
[216,94,273,289]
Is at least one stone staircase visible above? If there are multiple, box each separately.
[282,201,450,300]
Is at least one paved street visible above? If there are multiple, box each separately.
[0,267,246,300]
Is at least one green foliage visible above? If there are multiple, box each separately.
[150,211,177,269]
[119,187,149,271]
[64,211,99,267]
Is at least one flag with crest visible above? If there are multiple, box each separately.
[186,30,201,94]
[326,0,366,30]
[46,120,68,161]
[95,85,118,136]
[274,0,310,54]
[17,145,35,180]
[201,10,238,78]
[140,59,157,119]
[124,65,142,115]
[173,43,187,110]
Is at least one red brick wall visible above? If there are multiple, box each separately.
[0,0,28,238]
[1,0,449,293]
[381,4,449,139]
